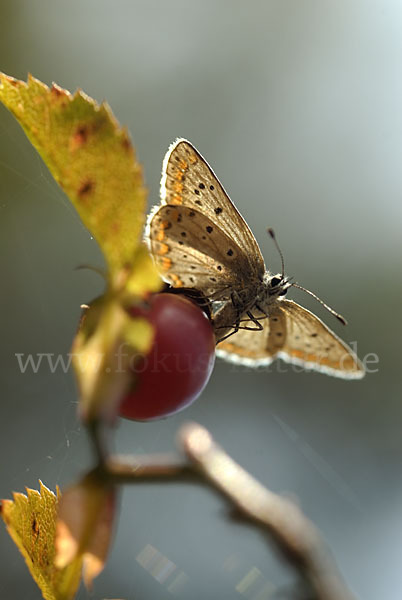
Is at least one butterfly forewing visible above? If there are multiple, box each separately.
[217,299,364,379]
[277,300,364,378]
[159,139,265,277]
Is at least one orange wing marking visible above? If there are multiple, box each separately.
[156,219,172,241]
[161,257,172,271]
[157,243,170,255]
[171,193,183,205]
[170,273,184,287]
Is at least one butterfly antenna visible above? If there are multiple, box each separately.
[267,228,285,279]
[291,283,348,325]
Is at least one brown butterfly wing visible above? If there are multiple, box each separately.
[216,299,365,379]
[215,305,284,364]
[158,138,265,278]
[276,300,365,378]
[147,204,253,298]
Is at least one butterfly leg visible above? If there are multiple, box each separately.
[240,311,264,331]
[214,309,242,343]
[215,310,264,343]
[215,325,240,343]
[213,290,248,342]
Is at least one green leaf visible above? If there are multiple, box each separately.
[1,481,82,600]
[0,73,146,281]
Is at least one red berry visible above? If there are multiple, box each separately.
[119,293,215,421]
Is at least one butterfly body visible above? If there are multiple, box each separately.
[145,139,365,379]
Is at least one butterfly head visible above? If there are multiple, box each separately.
[261,272,291,300]
[269,273,291,297]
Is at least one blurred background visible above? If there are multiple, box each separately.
[0,1,401,599]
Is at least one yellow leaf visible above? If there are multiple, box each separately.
[123,316,154,355]
[0,73,164,422]
[0,73,146,280]
[125,244,162,298]
[1,481,82,600]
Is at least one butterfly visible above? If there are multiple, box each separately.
[145,139,365,379]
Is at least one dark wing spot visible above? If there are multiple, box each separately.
[276,332,283,337]
[189,277,195,283]
[177,214,182,223]
[272,317,278,322]
[206,226,213,233]
[217,265,222,271]
[195,200,202,206]
[210,277,217,282]
[190,265,196,270]
[189,211,195,217]
[214,207,223,215]
[199,182,205,189]
[181,232,186,237]
[194,189,200,195]
[311,333,318,337]
[227,249,233,256]
[202,235,207,240]
[179,241,184,245]
[210,185,214,190]
[183,255,187,259]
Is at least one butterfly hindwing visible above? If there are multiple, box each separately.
[215,305,286,364]
[217,299,364,379]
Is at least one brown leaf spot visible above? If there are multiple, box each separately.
[50,84,69,106]
[32,517,40,536]
[78,179,95,199]
[51,84,64,97]
[121,136,132,152]
[70,124,89,152]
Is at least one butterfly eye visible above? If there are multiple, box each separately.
[270,276,282,287]
[278,288,288,296]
